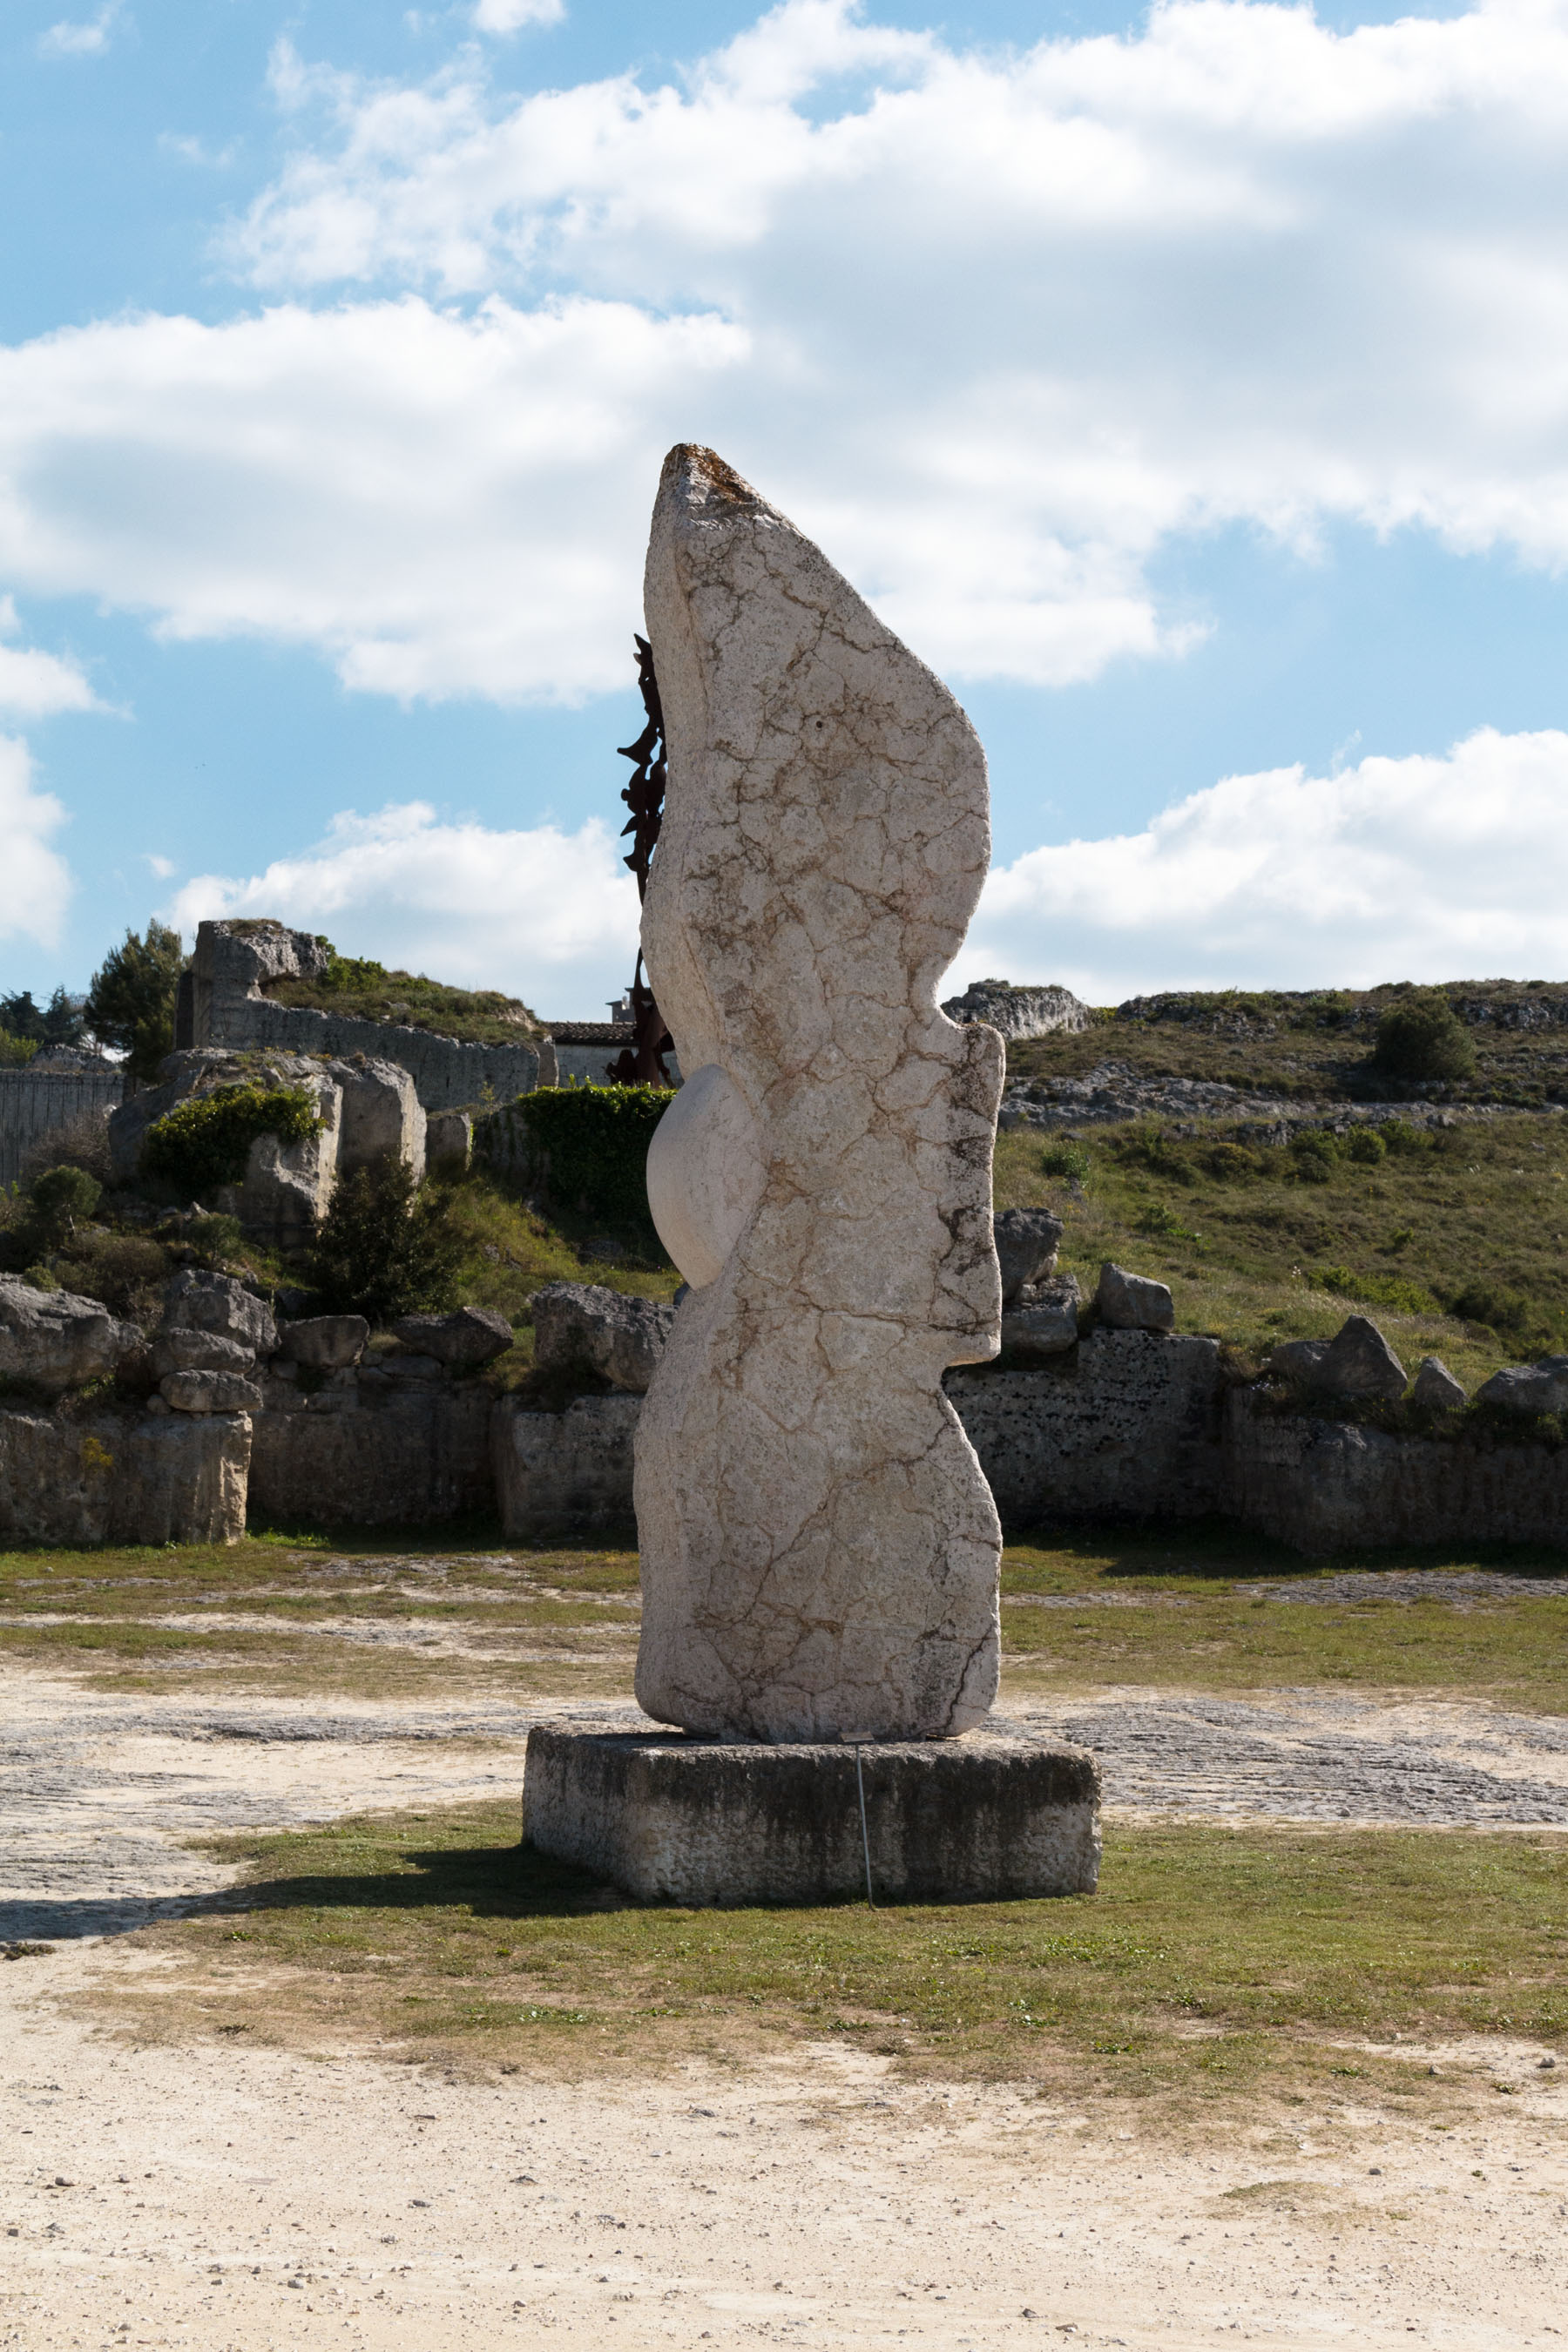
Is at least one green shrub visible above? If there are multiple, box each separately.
[1372,990,1477,1084]
[1347,1127,1386,1165]
[27,1165,101,1242]
[1304,1264,1440,1316]
[1291,1131,1342,1183]
[1201,1141,1260,1182]
[1110,1123,1198,1186]
[521,1084,677,1227]
[1380,1119,1431,1156]
[141,1085,321,1197]
[309,1157,465,1324]
[1039,1139,1093,1185]
[0,1029,39,1069]
[322,950,389,992]
[1444,1281,1536,1339]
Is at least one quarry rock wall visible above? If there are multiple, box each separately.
[0,1066,124,1188]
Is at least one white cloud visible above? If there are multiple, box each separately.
[145,853,175,879]
[0,598,101,719]
[471,0,564,32]
[166,802,640,1013]
[4,1,1568,696]
[159,727,1568,1013]
[0,298,746,702]
[956,727,1568,1002]
[0,738,72,950]
[38,3,120,59]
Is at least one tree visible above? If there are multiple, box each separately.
[41,986,86,1046]
[0,990,43,1040]
[84,921,186,1085]
[308,1156,464,1324]
[1371,990,1477,1085]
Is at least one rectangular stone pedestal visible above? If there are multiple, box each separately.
[523,1726,1100,1906]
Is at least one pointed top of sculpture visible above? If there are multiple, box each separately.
[658,443,781,526]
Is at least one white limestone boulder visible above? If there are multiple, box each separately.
[0,1276,139,1397]
[1097,1262,1175,1333]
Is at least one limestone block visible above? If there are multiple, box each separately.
[1000,1274,1080,1362]
[390,1307,514,1368]
[524,1727,1101,1906]
[1222,1387,1568,1553]
[993,1208,1064,1305]
[1318,1315,1408,1402]
[950,1330,1224,1526]
[1270,1338,1329,1387]
[247,1384,493,1524]
[426,1109,474,1172]
[635,444,1004,1743]
[531,1281,674,1395]
[161,1369,265,1415]
[940,980,1092,1042]
[1412,1355,1467,1409]
[492,1392,641,1538]
[1097,1262,1175,1332]
[151,1328,258,1380]
[163,1270,279,1358]
[325,1055,427,1183]
[0,1407,249,1544]
[379,1354,445,1384]
[0,1276,139,1397]
[1475,1356,1568,1415]
[279,1315,368,1369]
[237,1074,341,1249]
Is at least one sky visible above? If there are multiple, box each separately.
[2,0,1567,1017]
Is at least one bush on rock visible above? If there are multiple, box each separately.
[141,1083,321,1197]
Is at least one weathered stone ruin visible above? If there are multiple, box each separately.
[183,920,554,1108]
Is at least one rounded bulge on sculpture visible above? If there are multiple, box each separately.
[645,1063,767,1290]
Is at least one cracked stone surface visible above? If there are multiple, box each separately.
[634,444,1004,1742]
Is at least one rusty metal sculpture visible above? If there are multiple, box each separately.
[605,633,674,1087]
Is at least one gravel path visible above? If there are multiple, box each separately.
[4,1666,1566,1946]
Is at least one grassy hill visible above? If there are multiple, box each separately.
[985,981,1568,1390]
[1007,979,1568,1107]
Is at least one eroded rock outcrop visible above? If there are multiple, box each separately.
[633,444,1004,1743]
[531,1282,674,1395]
[0,1276,139,1398]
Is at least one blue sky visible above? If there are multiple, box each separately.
[2,0,1565,1015]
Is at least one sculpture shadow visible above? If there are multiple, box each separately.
[188,1837,626,1929]
[1015,1517,1568,1584]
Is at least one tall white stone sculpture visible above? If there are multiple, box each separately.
[634,444,1005,1743]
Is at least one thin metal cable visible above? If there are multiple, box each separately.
[854,1744,875,1909]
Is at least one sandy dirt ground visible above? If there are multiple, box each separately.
[3,1944,1566,2352]
[3,1657,1567,2349]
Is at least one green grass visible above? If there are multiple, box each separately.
[998,1532,1568,1711]
[116,1803,1566,2109]
[992,1109,1568,1382]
